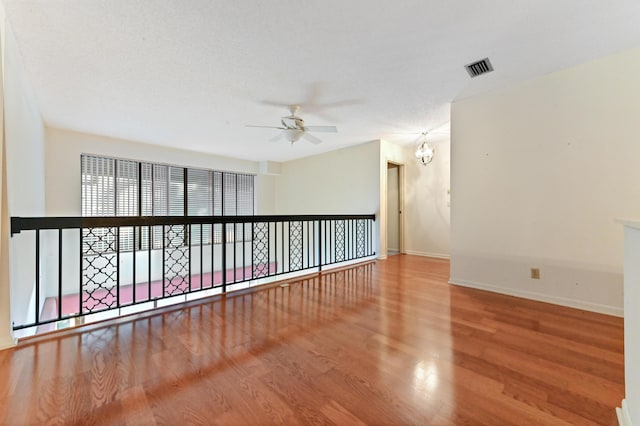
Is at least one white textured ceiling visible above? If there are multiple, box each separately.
[5,1,640,162]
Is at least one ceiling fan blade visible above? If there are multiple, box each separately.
[304,125,337,133]
[269,132,285,143]
[302,132,323,145]
[245,125,286,130]
[260,99,295,108]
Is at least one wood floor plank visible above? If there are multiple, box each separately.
[0,256,624,425]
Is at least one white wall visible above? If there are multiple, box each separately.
[450,47,640,316]
[403,137,451,259]
[4,21,46,330]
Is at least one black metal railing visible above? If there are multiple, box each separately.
[10,214,376,331]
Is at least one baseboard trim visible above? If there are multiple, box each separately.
[405,250,450,260]
[617,399,634,426]
[449,277,623,317]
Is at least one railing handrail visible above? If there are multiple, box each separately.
[11,214,376,235]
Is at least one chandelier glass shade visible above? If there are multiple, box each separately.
[415,133,435,165]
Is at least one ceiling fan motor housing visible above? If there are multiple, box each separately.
[281,116,304,129]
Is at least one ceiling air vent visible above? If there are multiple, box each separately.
[465,58,494,78]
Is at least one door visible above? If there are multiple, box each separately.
[387,163,401,255]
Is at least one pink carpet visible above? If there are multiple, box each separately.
[40,263,276,324]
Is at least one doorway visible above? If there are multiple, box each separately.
[386,162,403,256]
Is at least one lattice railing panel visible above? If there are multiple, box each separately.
[82,227,118,313]
[252,222,269,278]
[164,225,189,296]
[335,220,346,262]
[356,220,366,258]
[290,221,303,271]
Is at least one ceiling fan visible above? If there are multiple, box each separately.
[246,105,337,144]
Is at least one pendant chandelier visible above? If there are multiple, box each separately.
[415,132,435,165]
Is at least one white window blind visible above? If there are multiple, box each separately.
[223,172,237,242]
[168,166,186,246]
[116,160,138,251]
[168,166,184,216]
[188,169,212,245]
[140,163,153,216]
[116,160,138,216]
[237,173,254,242]
[212,171,223,216]
[151,164,168,249]
[152,165,168,216]
[81,155,115,216]
[140,163,153,250]
[81,156,115,253]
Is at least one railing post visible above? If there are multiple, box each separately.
[222,223,227,293]
[79,228,83,315]
[318,220,322,273]
[35,230,40,325]
[116,227,120,309]
[57,229,62,320]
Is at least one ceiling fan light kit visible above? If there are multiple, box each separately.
[284,128,304,143]
[415,132,435,165]
[246,105,337,145]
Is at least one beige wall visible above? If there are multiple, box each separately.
[621,223,640,425]
[451,46,640,316]
[403,137,451,258]
[40,128,276,301]
[273,138,451,260]
[45,127,273,216]
[274,141,381,256]
[41,133,451,263]
[274,141,381,215]
[379,139,451,259]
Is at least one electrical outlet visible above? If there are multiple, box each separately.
[530,268,540,279]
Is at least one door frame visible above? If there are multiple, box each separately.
[385,161,405,257]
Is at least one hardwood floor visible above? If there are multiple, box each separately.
[0,255,624,425]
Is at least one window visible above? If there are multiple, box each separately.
[81,154,255,252]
